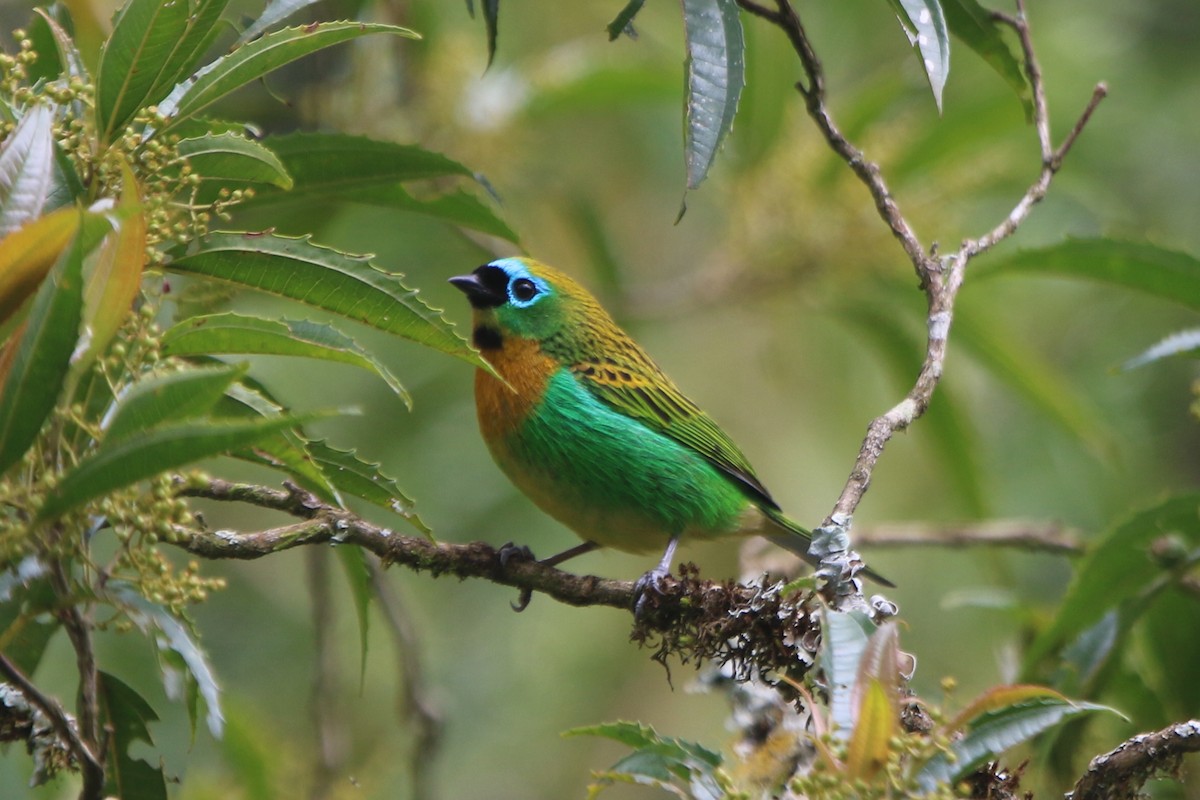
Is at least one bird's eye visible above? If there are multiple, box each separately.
[511,277,539,303]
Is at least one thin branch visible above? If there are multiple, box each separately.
[1071,720,1200,800]
[855,520,1085,556]
[0,654,102,791]
[367,560,442,800]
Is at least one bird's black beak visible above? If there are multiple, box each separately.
[449,266,507,309]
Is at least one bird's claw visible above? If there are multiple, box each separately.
[510,588,534,613]
[632,567,671,617]
[497,541,535,567]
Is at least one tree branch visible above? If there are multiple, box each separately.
[1071,720,1200,800]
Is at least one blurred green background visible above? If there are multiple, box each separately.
[2,0,1199,796]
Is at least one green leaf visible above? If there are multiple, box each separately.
[918,698,1118,790]
[607,0,646,40]
[822,608,875,739]
[0,215,89,475]
[681,0,744,192]
[1121,328,1200,371]
[952,309,1114,459]
[482,0,500,67]
[976,238,1200,311]
[1021,494,1200,675]
[29,8,89,84]
[337,547,372,687]
[96,0,231,142]
[0,206,80,326]
[177,133,293,188]
[942,0,1032,119]
[0,558,58,675]
[338,185,519,243]
[165,231,484,368]
[565,721,725,800]
[236,0,323,45]
[37,411,334,521]
[162,313,409,404]
[103,363,247,443]
[0,104,55,237]
[886,0,951,112]
[98,671,168,800]
[305,439,430,534]
[157,22,419,132]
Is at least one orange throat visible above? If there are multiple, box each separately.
[474,334,556,440]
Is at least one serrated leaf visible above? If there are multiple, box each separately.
[165,231,485,369]
[942,0,1032,119]
[161,312,408,405]
[305,439,430,534]
[918,698,1118,790]
[976,238,1200,311]
[77,160,146,372]
[0,104,55,237]
[96,0,231,142]
[98,671,168,800]
[0,214,89,475]
[102,363,246,442]
[681,0,744,192]
[157,22,419,132]
[37,411,333,520]
[236,0,323,45]
[607,0,646,40]
[887,0,950,112]
[109,583,224,738]
[1022,494,1200,675]
[0,206,79,326]
[177,133,293,188]
[1121,328,1200,371]
[566,721,724,800]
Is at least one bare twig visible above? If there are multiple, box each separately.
[735,0,1106,528]
[1070,720,1200,800]
[367,561,442,800]
[856,520,1085,555]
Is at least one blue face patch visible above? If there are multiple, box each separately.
[488,257,552,309]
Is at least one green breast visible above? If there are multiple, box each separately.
[487,368,754,553]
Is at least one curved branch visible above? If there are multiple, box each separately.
[1071,720,1200,800]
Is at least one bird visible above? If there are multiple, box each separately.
[449,257,890,608]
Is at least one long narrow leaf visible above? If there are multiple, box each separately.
[0,207,79,325]
[305,439,429,534]
[157,23,419,132]
[888,0,950,112]
[161,312,409,404]
[681,0,744,192]
[165,232,484,368]
[0,104,55,237]
[1121,328,1200,371]
[102,363,247,443]
[237,0,322,45]
[942,0,1031,118]
[98,672,168,800]
[177,133,293,188]
[37,412,333,521]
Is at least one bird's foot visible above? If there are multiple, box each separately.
[632,566,672,617]
[497,541,535,567]
[496,542,536,612]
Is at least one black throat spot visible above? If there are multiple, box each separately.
[473,325,503,350]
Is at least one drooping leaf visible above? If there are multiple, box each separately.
[0,214,91,475]
[96,0,231,142]
[945,684,1069,733]
[918,698,1119,790]
[681,0,745,192]
[887,0,951,112]
[976,238,1200,311]
[0,104,55,237]
[77,160,146,372]
[564,721,726,800]
[305,439,430,534]
[98,671,168,800]
[846,679,894,780]
[1121,328,1200,371]
[102,363,247,442]
[236,0,323,45]
[37,411,335,521]
[161,312,409,405]
[942,0,1032,119]
[0,206,79,326]
[1021,494,1200,675]
[336,547,372,687]
[177,133,293,188]
[822,609,875,739]
[607,0,646,40]
[165,231,485,368]
[482,0,500,67]
[157,22,419,132]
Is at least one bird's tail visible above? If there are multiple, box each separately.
[762,509,895,588]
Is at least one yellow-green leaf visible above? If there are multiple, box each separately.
[0,208,79,326]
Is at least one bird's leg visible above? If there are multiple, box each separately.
[502,541,600,612]
[633,535,680,616]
